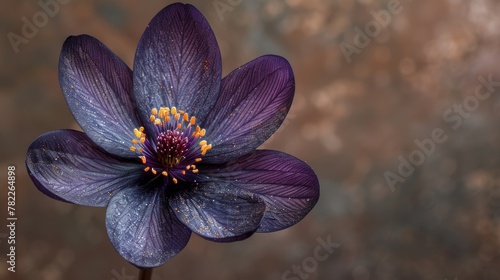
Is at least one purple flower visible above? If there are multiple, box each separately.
[26,3,319,268]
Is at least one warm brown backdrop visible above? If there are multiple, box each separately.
[2,0,500,279]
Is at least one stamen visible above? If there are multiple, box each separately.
[134,128,142,138]
[131,106,213,181]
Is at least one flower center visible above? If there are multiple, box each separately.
[156,130,188,167]
[129,107,212,184]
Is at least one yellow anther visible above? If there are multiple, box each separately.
[171,107,177,115]
[139,126,144,132]
[150,115,156,122]
[190,116,196,125]
[132,139,138,145]
[165,115,170,122]
[201,144,212,155]
[192,169,199,174]
[162,171,168,176]
[179,109,185,114]
[177,123,182,130]
[173,178,178,184]
[151,108,158,115]
[130,146,136,152]
[183,113,189,122]
[195,158,202,162]
[154,119,161,125]
[151,168,157,175]
[191,165,196,169]
[140,156,146,164]
[140,137,146,143]
[181,170,186,175]
[139,148,143,153]
[200,129,206,137]
[196,126,201,133]
[186,165,191,170]
[199,140,207,146]
[134,128,142,138]
[144,167,150,172]
[174,113,180,121]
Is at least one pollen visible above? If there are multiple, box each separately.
[130,106,214,186]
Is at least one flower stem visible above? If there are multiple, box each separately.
[139,268,153,280]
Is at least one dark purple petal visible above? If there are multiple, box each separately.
[59,35,141,158]
[106,186,191,268]
[201,55,294,164]
[203,150,319,232]
[203,231,255,243]
[133,3,221,136]
[26,130,143,207]
[170,183,265,240]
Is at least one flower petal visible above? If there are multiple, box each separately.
[106,185,191,268]
[203,150,319,232]
[59,35,140,158]
[133,3,221,135]
[170,183,266,240]
[201,55,294,164]
[26,130,143,207]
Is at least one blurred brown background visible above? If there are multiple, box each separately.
[2,0,500,279]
